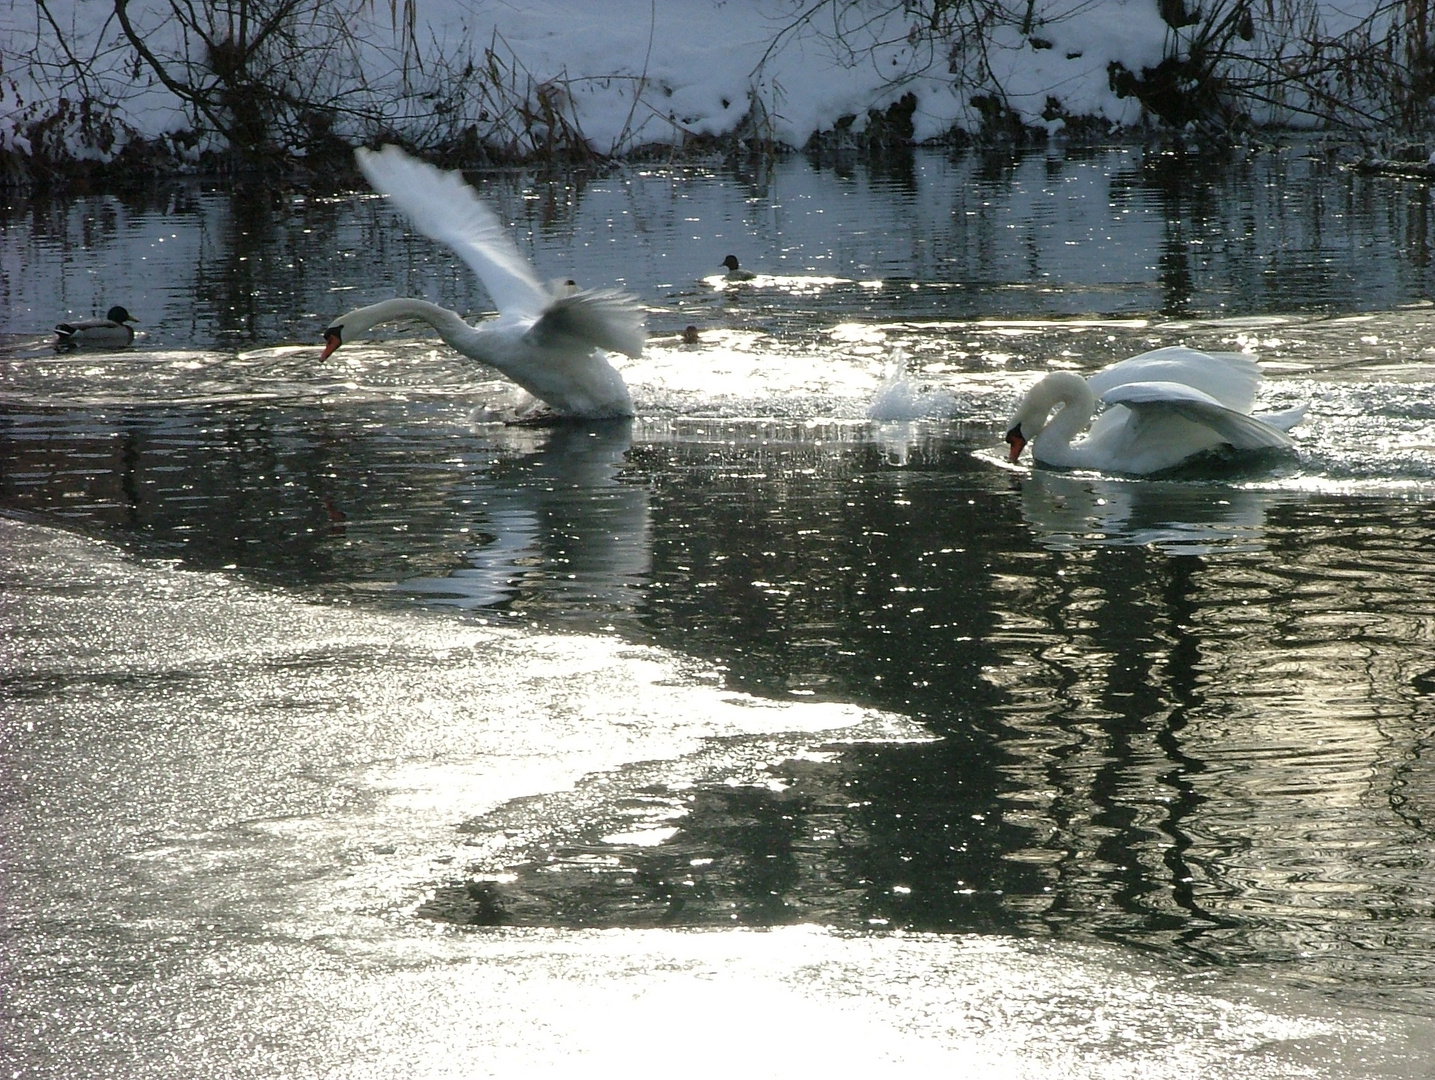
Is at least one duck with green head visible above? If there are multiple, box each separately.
[55,306,138,349]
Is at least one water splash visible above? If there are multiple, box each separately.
[866,351,958,421]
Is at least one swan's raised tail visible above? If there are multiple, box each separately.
[1255,402,1308,432]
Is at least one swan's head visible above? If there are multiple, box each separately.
[1004,371,1093,462]
[1004,423,1028,463]
[319,299,468,361]
[319,301,388,359]
[320,322,345,360]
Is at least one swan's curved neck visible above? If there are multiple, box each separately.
[338,298,481,354]
[1017,371,1096,462]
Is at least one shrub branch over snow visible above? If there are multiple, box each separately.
[2,0,1434,177]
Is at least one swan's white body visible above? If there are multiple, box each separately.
[1004,347,1305,475]
[322,146,643,419]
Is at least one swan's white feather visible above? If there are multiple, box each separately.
[526,288,646,359]
[1255,402,1308,431]
[1086,346,1260,413]
[356,145,548,318]
[1100,378,1226,410]
[1101,380,1296,450]
[1007,347,1305,474]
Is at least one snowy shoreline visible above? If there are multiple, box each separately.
[0,1,1413,183]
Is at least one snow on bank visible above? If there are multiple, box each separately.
[2,0,1161,160]
[0,1,1393,164]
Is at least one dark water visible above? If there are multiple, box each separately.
[9,144,1435,346]
[5,145,1435,1075]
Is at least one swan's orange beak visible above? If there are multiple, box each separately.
[320,327,342,360]
[1004,425,1027,463]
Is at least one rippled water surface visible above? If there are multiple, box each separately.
[4,146,1435,1077]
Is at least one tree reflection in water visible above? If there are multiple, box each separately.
[4,382,1435,1006]
[6,143,1435,1011]
[384,422,1431,1008]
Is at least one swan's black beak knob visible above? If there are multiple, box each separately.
[320,326,343,360]
[1004,424,1027,463]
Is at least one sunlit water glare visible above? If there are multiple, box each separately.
[5,146,1435,1076]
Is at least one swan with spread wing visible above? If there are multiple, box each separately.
[321,145,644,419]
[1004,347,1306,475]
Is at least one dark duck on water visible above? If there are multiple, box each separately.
[55,306,138,348]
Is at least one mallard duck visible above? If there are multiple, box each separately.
[55,306,138,348]
[721,255,756,281]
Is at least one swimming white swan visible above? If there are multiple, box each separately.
[1004,346,1306,475]
[321,145,644,419]
[55,305,137,348]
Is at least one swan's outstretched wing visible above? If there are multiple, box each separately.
[524,288,646,358]
[1102,380,1296,450]
[357,145,548,318]
[1089,347,1261,413]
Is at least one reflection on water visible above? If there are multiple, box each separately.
[6,145,1435,1052]
[7,386,1433,1010]
[1012,467,1299,553]
[7,145,1435,354]
[0,401,650,630]
[985,498,1435,990]
[399,421,649,618]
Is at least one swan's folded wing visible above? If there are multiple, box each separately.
[357,145,548,318]
[1102,380,1296,450]
[1089,347,1261,412]
[524,288,646,358]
